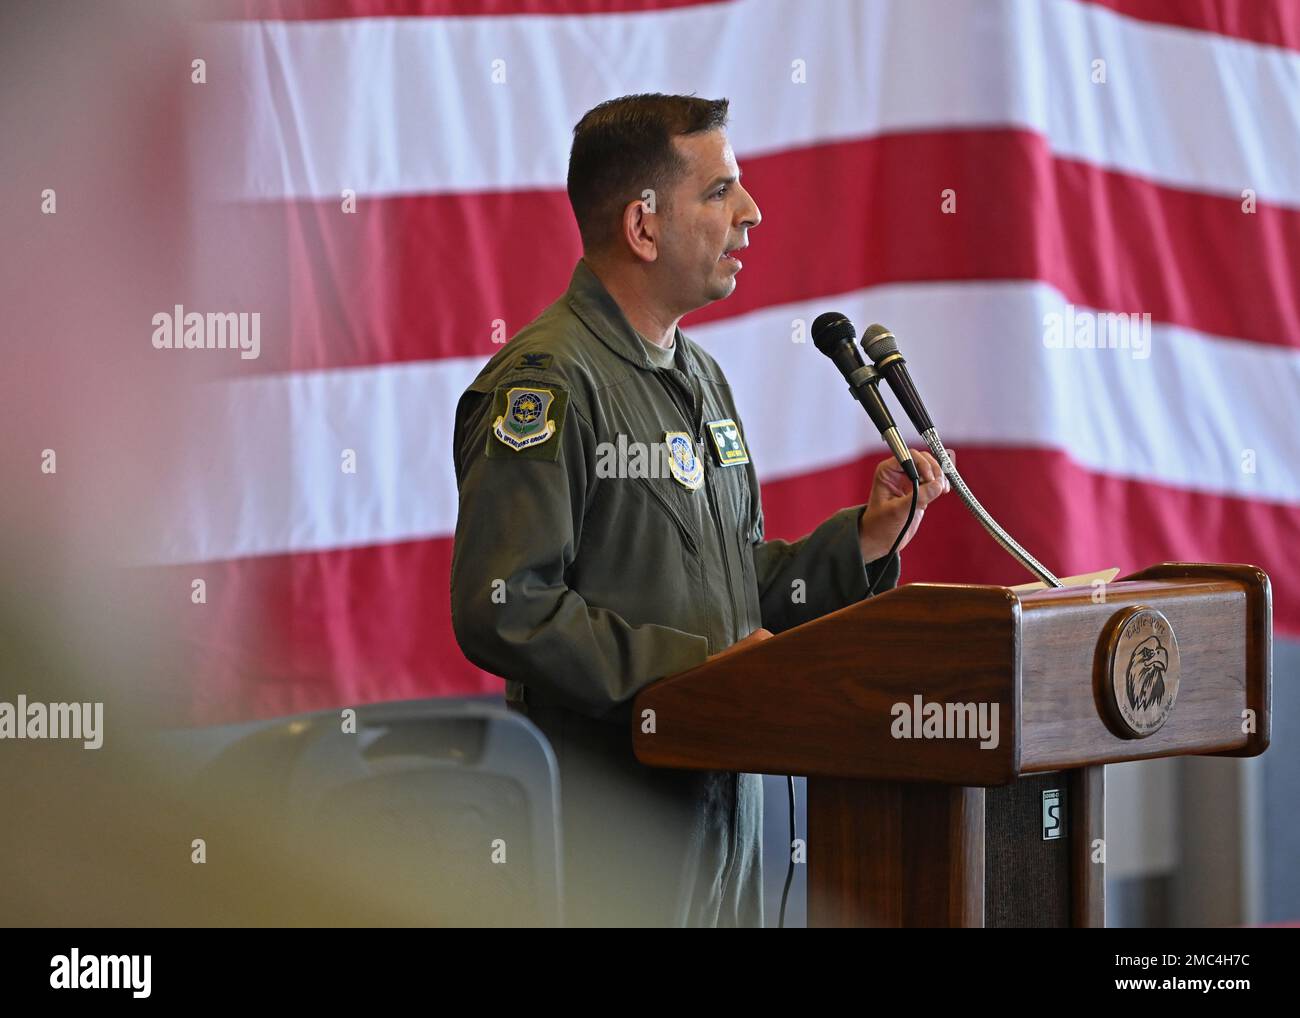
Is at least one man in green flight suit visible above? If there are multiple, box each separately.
[450,93,950,927]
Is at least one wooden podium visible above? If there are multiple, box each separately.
[632,563,1271,927]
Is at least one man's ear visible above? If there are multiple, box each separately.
[620,193,660,263]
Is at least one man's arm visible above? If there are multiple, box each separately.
[450,376,710,722]
[748,450,951,634]
[749,502,900,634]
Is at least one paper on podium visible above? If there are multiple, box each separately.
[1009,567,1120,592]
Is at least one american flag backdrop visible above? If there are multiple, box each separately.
[157,0,1300,725]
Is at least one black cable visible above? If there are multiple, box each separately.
[778,773,797,928]
[779,475,918,928]
[868,475,919,597]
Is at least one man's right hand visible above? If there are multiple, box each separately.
[706,627,772,662]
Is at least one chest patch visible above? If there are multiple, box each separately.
[706,418,750,466]
[664,431,704,490]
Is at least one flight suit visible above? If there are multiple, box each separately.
[450,258,899,927]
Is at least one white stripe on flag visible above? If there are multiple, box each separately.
[204,0,1300,205]
[137,280,1300,564]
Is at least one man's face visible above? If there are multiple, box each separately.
[656,128,761,309]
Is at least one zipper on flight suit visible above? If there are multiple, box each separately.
[656,368,741,644]
[658,366,749,919]
[632,474,700,556]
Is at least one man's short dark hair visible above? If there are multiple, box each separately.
[567,93,730,253]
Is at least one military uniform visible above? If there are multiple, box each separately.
[450,258,899,927]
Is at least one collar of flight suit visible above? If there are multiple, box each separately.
[565,257,709,378]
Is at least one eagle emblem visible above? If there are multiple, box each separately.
[1105,607,1181,738]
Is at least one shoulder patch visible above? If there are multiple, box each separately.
[485,379,568,461]
[515,351,554,371]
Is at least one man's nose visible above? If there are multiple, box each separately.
[737,184,761,229]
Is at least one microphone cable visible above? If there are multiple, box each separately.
[778,472,918,928]
[778,774,797,928]
[869,474,919,597]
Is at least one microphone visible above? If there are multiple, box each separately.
[812,312,919,482]
[860,322,1064,589]
[860,324,935,435]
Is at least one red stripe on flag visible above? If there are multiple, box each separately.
[1084,0,1300,53]
[763,448,1300,602]
[152,536,500,725]
[228,130,1300,374]
[161,446,1299,724]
